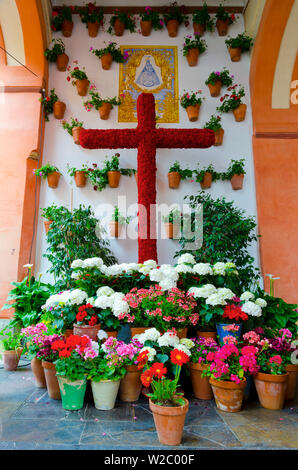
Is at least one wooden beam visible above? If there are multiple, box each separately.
[53,6,244,14]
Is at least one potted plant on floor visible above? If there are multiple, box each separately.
[215,4,236,36]
[67,165,88,188]
[182,34,207,67]
[225,33,254,62]
[192,3,214,36]
[193,164,218,190]
[223,158,246,190]
[44,38,69,72]
[62,117,84,145]
[107,10,136,36]
[162,207,182,239]
[189,336,219,400]
[93,290,123,338]
[215,301,249,345]
[168,161,193,189]
[84,90,121,120]
[205,68,234,97]
[34,163,61,189]
[163,2,189,37]
[79,2,104,37]
[117,338,144,402]
[204,115,224,146]
[180,90,204,122]
[0,326,22,371]
[139,7,164,36]
[51,5,75,37]
[90,42,128,70]
[73,303,101,340]
[66,63,90,96]
[217,84,247,122]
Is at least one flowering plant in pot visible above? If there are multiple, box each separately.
[180,90,204,122]
[44,38,69,71]
[139,7,164,36]
[39,89,61,121]
[62,117,84,145]
[79,2,104,37]
[34,163,60,189]
[90,42,128,70]
[215,4,236,36]
[168,161,192,189]
[116,337,144,402]
[204,115,224,146]
[93,287,127,334]
[188,336,219,399]
[192,3,214,35]
[110,205,132,238]
[73,303,101,340]
[217,84,246,122]
[0,326,22,371]
[66,63,90,96]
[193,163,219,190]
[223,158,246,190]
[225,33,254,62]
[163,2,189,37]
[162,207,182,239]
[205,68,234,97]
[107,10,136,36]
[67,164,88,188]
[182,34,207,67]
[84,90,121,120]
[51,6,75,37]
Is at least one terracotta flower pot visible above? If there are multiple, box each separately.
[73,323,101,341]
[107,170,121,188]
[177,328,188,339]
[233,103,247,122]
[56,53,69,72]
[210,377,246,412]
[164,222,179,239]
[87,21,100,37]
[230,174,244,190]
[31,357,47,388]
[285,364,298,400]
[72,126,82,145]
[109,221,120,238]
[193,22,206,36]
[106,331,118,339]
[75,79,90,97]
[214,128,224,146]
[229,47,242,62]
[200,172,212,189]
[134,172,138,184]
[114,18,125,36]
[2,348,22,371]
[53,101,66,120]
[216,19,230,36]
[186,48,199,67]
[47,171,60,189]
[197,331,217,341]
[140,20,152,36]
[168,172,181,189]
[64,329,73,338]
[101,53,113,70]
[149,397,189,446]
[99,102,112,120]
[130,327,149,337]
[91,379,120,410]
[42,361,61,400]
[166,19,179,37]
[254,372,288,410]
[44,219,53,234]
[186,104,200,122]
[208,80,222,97]
[74,171,87,188]
[62,20,73,37]
[119,365,142,402]
[189,362,213,400]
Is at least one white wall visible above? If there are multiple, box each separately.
[35,14,259,281]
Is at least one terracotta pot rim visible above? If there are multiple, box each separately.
[41,360,55,369]
[285,364,298,371]
[73,323,100,328]
[210,377,246,389]
[3,348,22,355]
[189,361,208,371]
[125,364,140,372]
[254,372,289,382]
[149,397,189,416]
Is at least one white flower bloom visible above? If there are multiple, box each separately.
[175,264,193,274]
[179,338,195,349]
[240,291,255,301]
[177,253,196,265]
[112,300,130,318]
[68,289,88,305]
[175,343,191,357]
[110,292,125,303]
[242,301,262,317]
[71,259,84,269]
[96,286,115,297]
[94,295,113,310]
[188,284,217,299]
[159,278,177,291]
[217,288,236,300]
[225,262,237,269]
[206,293,227,306]
[192,263,213,276]
[87,297,95,306]
[139,266,152,275]
[91,340,100,352]
[141,328,161,342]
[23,263,33,269]
[212,262,226,276]
[71,272,80,279]
[104,264,125,276]
[97,330,108,341]
[149,268,163,282]
[255,298,267,308]
[143,259,157,269]
[158,332,180,348]
[83,257,104,269]
[122,263,140,272]
[139,346,156,362]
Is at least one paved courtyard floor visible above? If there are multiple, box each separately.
[0,358,297,451]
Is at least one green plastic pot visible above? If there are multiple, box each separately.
[57,376,87,410]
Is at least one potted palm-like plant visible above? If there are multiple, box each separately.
[215,4,236,36]
[204,115,224,146]
[223,158,246,190]
[66,63,90,96]
[163,2,189,37]
[162,207,181,239]
[192,3,214,36]
[107,10,136,36]
[217,84,247,122]
[139,6,164,36]
[225,33,254,62]
[67,164,88,188]
[194,164,218,190]
[34,163,61,189]
[205,68,234,97]
[62,117,84,145]
[0,327,22,371]
[182,34,207,67]
[168,161,192,189]
[84,90,121,120]
[79,2,104,37]
[109,206,131,238]
[180,90,204,122]
[44,38,69,71]
[90,42,128,70]
[51,5,75,37]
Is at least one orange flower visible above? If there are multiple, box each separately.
[170,349,189,366]
[141,369,153,387]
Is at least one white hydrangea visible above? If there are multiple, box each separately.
[192,263,213,276]
[110,292,125,303]
[159,265,179,280]
[143,259,157,269]
[44,292,69,309]
[240,291,255,301]
[141,328,161,343]
[188,284,217,299]
[157,332,180,348]
[149,268,163,282]
[225,262,237,269]
[206,293,227,306]
[139,346,156,362]
[122,263,140,272]
[177,253,196,265]
[91,340,100,353]
[71,259,84,269]
[96,286,115,297]
[112,300,130,318]
[139,266,152,275]
[255,298,267,308]
[179,338,195,349]
[174,264,193,274]
[104,264,125,276]
[97,330,108,341]
[71,271,81,280]
[159,278,177,291]
[212,262,227,276]
[241,301,262,317]
[175,343,191,357]
[68,289,88,305]
[94,295,113,310]
[87,297,95,306]
[217,288,236,300]
[83,257,104,269]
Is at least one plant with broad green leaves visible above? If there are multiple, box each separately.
[34,163,59,178]
[107,10,136,34]
[111,206,132,225]
[204,115,223,132]
[225,33,254,52]
[223,159,246,180]
[180,90,204,108]
[193,164,220,183]
[39,89,59,121]
[217,84,245,113]
[84,91,121,111]
[44,39,66,62]
[192,3,214,30]
[90,42,127,62]
[140,7,164,30]
[61,117,84,136]
[182,34,207,55]
[163,2,189,26]
[168,161,193,179]
[79,2,104,25]
[0,326,22,351]
[205,68,234,86]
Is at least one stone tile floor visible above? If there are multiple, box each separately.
[0,359,297,450]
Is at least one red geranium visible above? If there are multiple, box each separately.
[170,349,190,366]
[75,304,99,326]
[223,304,248,322]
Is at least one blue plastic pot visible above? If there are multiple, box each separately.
[216,322,242,345]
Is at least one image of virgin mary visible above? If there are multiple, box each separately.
[136,59,160,88]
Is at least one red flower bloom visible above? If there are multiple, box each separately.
[141,369,153,387]
[88,315,98,326]
[59,349,71,358]
[223,305,248,322]
[151,362,167,379]
[52,11,58,17]
[67,76,71,81]
[170,349,189,366]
